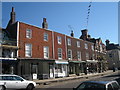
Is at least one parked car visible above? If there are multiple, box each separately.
[0,82,5,90]
[0,74,36,90]
[74,81,120,90]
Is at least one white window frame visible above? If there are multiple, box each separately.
[25,44,32,57]
[85,43,88,49]
[44,46,49,59]
[77,51,81,60]
[68,49,72,60]
[77,41,80,48]
[44,33,48,41]
[86,52,89,60]
[67,38,71,46]
[58,48,62,59]
[100,44,103,52]
[91,45,94,51]
[26,29,32,39]
[57,36,62,44]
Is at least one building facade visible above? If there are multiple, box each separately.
[0,27,18,74]
[2,7,107,80]
[106,40,120,70]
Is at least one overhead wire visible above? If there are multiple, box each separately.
[86,0,92,29]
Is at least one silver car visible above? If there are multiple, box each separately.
[0,82,5,90]
[74,81,120,90]
[0,74,36,90]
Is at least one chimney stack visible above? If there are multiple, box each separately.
[42,18,48,29]
[105,39,110,46]
[80,29,88,40]
[70,30,74,37]
[10,7,16,24]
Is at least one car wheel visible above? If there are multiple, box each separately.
[1,86,6,90]
[26,84,34,90]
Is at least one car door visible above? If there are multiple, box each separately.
[11,76,28,89]
[2,76,17,89]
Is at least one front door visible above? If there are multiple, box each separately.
[49,64,54,78]
[32,64,38,79]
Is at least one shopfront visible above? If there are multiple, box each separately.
[86,60,98,74]
[69,61,85,75]
[0,58,18,74]
[18,58,55,80]
[54,60,68,78]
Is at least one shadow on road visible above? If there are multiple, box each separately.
[103,74,120,78]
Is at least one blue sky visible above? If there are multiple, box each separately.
[2,2,118,44]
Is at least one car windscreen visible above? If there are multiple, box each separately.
[76,82,106,90]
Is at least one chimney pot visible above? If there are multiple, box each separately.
[42,18,48,29]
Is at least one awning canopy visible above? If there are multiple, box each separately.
[69,60,85,63]
[86,60,98,63]
[55,60,68,64]
[0,58,17,61]
[0,45,18,49]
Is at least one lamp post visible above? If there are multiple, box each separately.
[0,59,2,74]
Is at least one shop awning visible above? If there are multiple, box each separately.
[0,45,18,49]
[86,60,98,63]
[69,60,85,63]
[55,61,68,64]
[0,58,17,61]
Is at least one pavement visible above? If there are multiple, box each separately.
[33,70,117,85]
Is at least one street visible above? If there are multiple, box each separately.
[34,71,120,90]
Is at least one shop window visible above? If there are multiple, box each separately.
[58,64,62,73]
[32,64,38,74]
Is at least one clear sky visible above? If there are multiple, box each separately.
[2,2,118,44]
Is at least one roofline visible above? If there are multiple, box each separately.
[18,21,95,44]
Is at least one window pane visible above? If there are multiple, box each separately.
[67,38,71,46]
[44,33,48,41]
[77,41,80,47]
[44,46,49,58]
[58,48,62,59]
[26,29,32,38]
[85,43,88,49]
[25,44,32,57]
[68,49,72,60]
[77,51,81,60]
[58,36,62,44]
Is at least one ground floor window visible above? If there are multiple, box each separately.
[55,64,62,73]
[31,64,38,74]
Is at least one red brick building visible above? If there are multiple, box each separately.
[2,7,107,79]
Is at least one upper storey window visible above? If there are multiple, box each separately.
[85,43,88,49]
[44,33,48,41]
[67,38,71,46]
[26,29,32,39]
[57,36,62,44]
[77,41,80,48]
